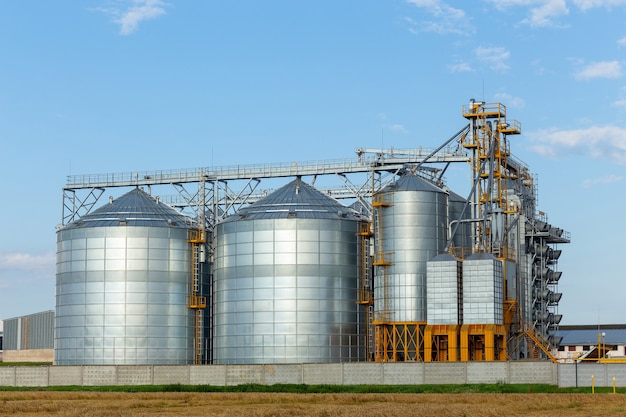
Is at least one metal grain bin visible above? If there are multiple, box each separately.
[213,178,364,364]
[55,188,197,365]
[426,254,462,325]
[462,252,504,325]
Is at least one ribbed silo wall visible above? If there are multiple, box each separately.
[3,318,18,350]
[448,190,472,255]
[4,311,54,350]
[213,217,362,364]
[373,178,448,322]
[55,226,194,365]
[426,254,462,325]
[462,253,504,325]
[28,311,55,349]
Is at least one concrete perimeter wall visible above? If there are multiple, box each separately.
[559,363,626,388]
[0,361,560,387]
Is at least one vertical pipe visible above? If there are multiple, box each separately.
[613,377,616,394]
[592,374,595,394]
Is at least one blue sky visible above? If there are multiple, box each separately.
[1,0,626,329]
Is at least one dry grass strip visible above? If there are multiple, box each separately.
[1,391,625,416]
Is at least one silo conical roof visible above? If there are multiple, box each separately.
[379,173,443,193]
[61,188,195,229]
[429,253,460,262]
[221,177,362,222]
[448,189,467,203]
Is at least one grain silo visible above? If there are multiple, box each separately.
[372,173,448,361]
[373,174,448,323]
[55,188,199,365]
[212,177,365,364]
[424,253,463,362]
[426,254,463,326]
[460,252,506,361]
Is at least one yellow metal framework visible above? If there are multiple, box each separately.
[424,324,460,362]
[460,324,506,361]
[458,102,526,362]
[357,221,374,359]
[523,323,558,364]
[188,229,207,365]
[357,222,374,305]
[373,322,426,362]
[461,101,521,256]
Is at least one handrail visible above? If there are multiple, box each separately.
[523,323,558,364]
[64,148,470,189]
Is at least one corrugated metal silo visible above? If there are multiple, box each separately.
[55,188,197,365]
[212,178,364,364]
[462,252,504,325]
[426,253,462,325]
[373,174,448,323]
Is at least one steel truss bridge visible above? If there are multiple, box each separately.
[61,128,473,230]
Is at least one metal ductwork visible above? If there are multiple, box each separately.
[534,288,550,300]
[549,335,562,346]
[547,271,562,284]
[533,310,551,321]
[549,314,562,325]
[530,244,550,257]
[533,265,551,279]
[547,249,561,261]
[548,292,562,304]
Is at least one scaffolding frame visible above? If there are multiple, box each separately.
[187,229,207,365]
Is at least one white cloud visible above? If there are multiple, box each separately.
[96,0,168,35]
[531,59,549,75]
[0,252,55,272]
[485,0,551,8]
[614,99,626,109]
[406,0,440,6]
[574,61,623,80]
[528,125,626,164]
[405,0,473,35]
[524,0,569,27]
[475,46,511,71]
[390,124,409,134]
[581,174,625,188]
[572,0,626,11]
[0,252,55,290]
[493,92,526,108]
[483,0,569,27]
[403,17,419,35]
[448,62,473,73]
[618,37,626,46]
